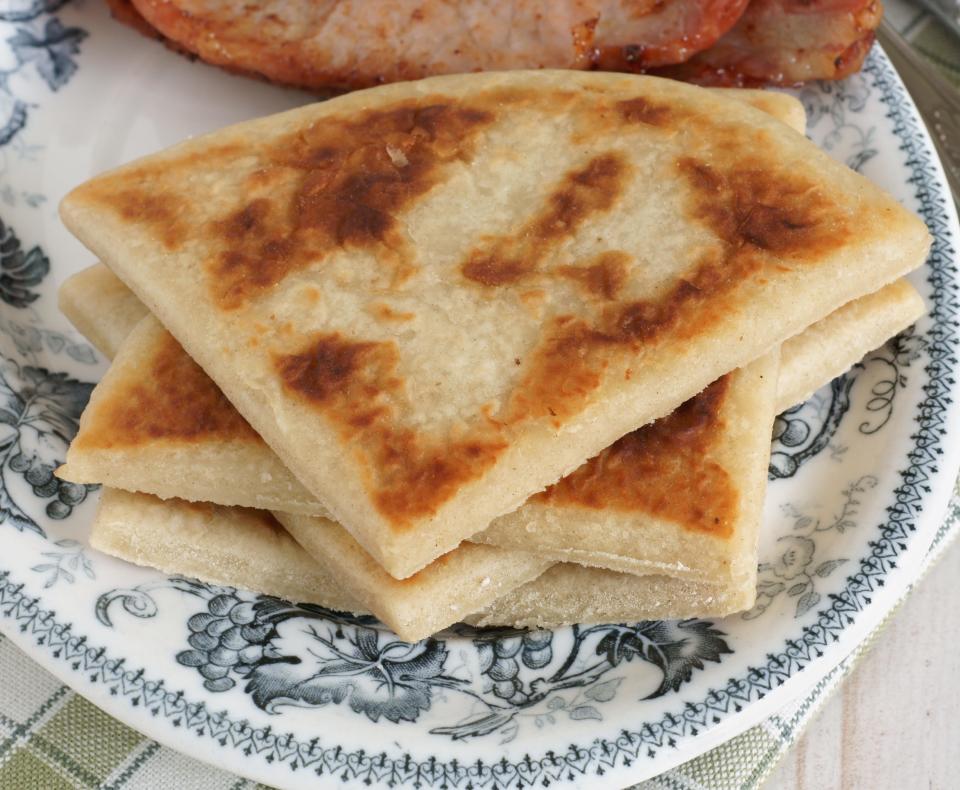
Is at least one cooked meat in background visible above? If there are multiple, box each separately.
[654,0,883,86]
[108,0,881,91]
[106,0,166,40]
[106,0,256,73]
[113,0,750,90]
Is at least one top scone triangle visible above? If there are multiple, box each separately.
[59,71,931,578]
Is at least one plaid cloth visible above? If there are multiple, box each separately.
[0,636,266,789]
[1,5,958,788]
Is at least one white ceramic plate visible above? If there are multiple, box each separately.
[1,3,958,787]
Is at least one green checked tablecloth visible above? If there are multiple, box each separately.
[2,5,959,788]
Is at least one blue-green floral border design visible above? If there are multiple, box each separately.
[0,50,956,788]
[0,0,88,147]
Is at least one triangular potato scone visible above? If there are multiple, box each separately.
[92,489,550,642]
[60,71,930,577]
[78,293,922,636]
[62,280,778,633]
[65,276,923,639]
[66,268,780,637]
[56,88,810,520]
[58,273,924,582]
[61,296,781,586]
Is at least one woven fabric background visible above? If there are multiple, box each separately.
[1,3,957,788]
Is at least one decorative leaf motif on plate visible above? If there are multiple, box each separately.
[746,475,877,620]
[770,331,923,479]
[30,537,93,587]
[7,17,86,91]
[0,357,94,534]
[0,216,49,308]
[95,578,732,741]
[0,3,86,146]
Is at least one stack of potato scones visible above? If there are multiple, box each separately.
[55,72,930,641]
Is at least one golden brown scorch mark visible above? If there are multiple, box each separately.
[462,152,630,287]
[275,334,507,528]
[677,157,846,256]
[615,96,675,127]
[535,376,737,536]
[286,104,493,246]
[212,198,296,309]
[73,330,258,449]
[109,191,186,251]
[507,151,846,425]
[204,101,497,310]
[70,142,245,251]
[570,94,678,143]
[557,251,630,300]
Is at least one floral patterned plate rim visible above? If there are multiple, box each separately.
[0,3,958,788]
